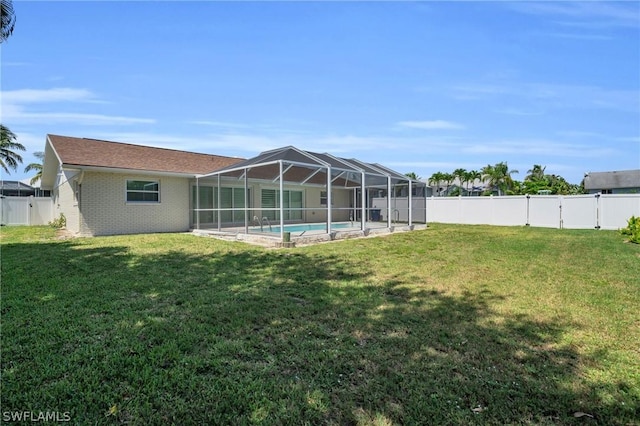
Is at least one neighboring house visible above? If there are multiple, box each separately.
[583,170,640,194]
[40,135,244,236]
[0,180,37,197]
[40,134,420,237]
[422,177,486,197]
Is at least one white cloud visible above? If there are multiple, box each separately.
[463,139,617,158]
[2,88,96,104]
[452,82,640,113]
[509,2,640,29]
[397,120,465,130]
[1,87,155,126]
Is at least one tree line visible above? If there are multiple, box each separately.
[425,163,584,196]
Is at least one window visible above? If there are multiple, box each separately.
[320,191,334,205]
[262,189,303,220]
[127,180,159,202]
[601,189,613,194]
[191,186,250,224]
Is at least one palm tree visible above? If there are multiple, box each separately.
[24,151,45,185]
[1,0,16,43]
[428,172,445,196]
[404,172,419,180]
[526,164,546,182]
[453,168,467,196]
[482,162,518,196]
[464,169,481,196]
[441,172,455,196]
[1,124,25,174]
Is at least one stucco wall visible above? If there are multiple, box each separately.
[80,172,190,236]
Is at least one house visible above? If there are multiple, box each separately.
[583,170,640,194]
[40,135,424,238]
[40,135,243,236]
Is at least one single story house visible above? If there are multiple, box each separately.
[41,135,423,238]
[583,170,640,194]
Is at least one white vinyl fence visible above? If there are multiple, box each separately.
[0,196,54,226]
[372,194,640,230]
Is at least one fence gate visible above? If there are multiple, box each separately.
[0,196,54,226]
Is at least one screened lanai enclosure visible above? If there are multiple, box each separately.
[191,146,427,244]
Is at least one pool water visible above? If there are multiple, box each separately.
[258,222,353,234]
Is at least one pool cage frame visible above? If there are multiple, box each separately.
[192,146,427,241]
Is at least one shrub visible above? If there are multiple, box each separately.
[620,215,640,243]
[48,213,66,229]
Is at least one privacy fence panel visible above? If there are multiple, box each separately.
[0,196,54,226]
[492,196,527,226]
[600,194,640,230]
[528,196,561,228]
[423,194,639,230]
[561,195,598,229]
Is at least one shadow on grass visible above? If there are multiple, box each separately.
[1,238,635,425]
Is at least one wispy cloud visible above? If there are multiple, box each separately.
[509,2,640,29]
[2,88,96,103]
[1,87,155,126]
[397,120,465,130]
[452,83,640,113]
[95,131,402,158]
[463,139,617,158]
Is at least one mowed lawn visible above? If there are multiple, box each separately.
[1,224,638,425]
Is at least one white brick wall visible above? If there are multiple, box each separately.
[54,169,80,233]
[79,172,190,236]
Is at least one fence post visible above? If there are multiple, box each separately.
[595,193,601,229]
[526,194,530,226]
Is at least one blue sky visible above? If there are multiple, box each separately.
[2,1,639,185]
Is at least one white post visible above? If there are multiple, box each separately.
[217,174,221,231]
[279,161,284,240]
[360,171,366,231]
[408,179,413,227]
[244,169,249,234]
[196,178,200,230]
[387,176,392,229]
[327,166,332,234]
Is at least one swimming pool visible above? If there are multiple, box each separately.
[256,222,354,234]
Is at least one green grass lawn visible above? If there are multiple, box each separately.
[1,224,638,425]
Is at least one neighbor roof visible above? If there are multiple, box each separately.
[583,169,640,190]
[47,134,244,175]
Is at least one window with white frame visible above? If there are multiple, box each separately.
[126,180,160,202]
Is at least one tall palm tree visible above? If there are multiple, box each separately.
[526,164,546,182]
[1,0,16,43]
[404,172,419,180]
[464,169,481,196]
[453,168,467,195]
[24,151,45,185]
[441,172,455,196]
[428,172,445,196]
[482,162,518,196]
[1,124,25,174]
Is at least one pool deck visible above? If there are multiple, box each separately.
[192,222,428,247]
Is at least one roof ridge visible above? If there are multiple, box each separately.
[47,134,244,160]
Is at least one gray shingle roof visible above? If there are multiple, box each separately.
[583,169,640,190]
